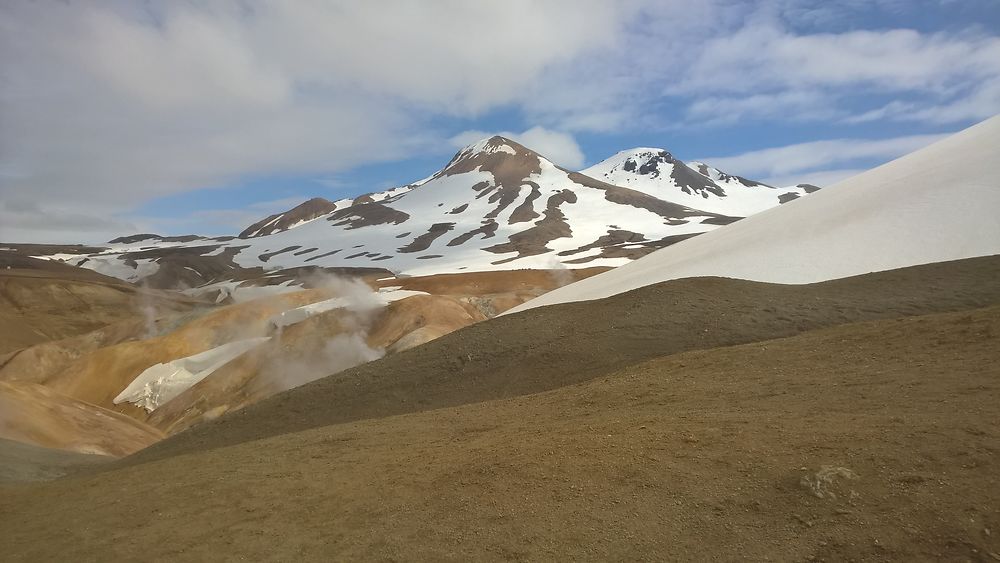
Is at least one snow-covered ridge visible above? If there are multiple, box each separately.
[31,135,818,286]
[509,115,1000,314]
[240,184,422,239]
[455,136,520,158]
[582,148,818,216]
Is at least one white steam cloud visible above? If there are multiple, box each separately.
[265,333,384,394]
[544,257,574,288]
[257,272,388,394]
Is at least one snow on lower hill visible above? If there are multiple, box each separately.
[507,115,1000,314]
[114,337,271,412]
[268,287,429,329]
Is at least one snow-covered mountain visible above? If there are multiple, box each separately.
[583,149,818,216]
[31,136,817,287]
[239,183,423,239]
[508,115,1000,314]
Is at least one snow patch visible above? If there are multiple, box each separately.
[114,337,271,411]
[183,280,303,303]
[268,288,429,329]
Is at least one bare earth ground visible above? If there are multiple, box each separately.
[0,267,598,437]
[0,439,110,484]
[0,255,603,455]
[143,293,488,435]
[0,251,199,354]
[0,381,164,457]
[127,255,1000,466]
[1,304,997,561]
[0,256,998,561]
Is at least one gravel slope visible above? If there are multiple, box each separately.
[125,255,1000,467]
[2,304,997,561]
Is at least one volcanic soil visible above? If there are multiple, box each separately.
[1,304,998,561]
[0,251,199,354]
[0,439,111,484]
[0,255,998,561]
[128,255,1000,465]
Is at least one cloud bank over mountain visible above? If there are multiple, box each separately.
[1,0,998,242]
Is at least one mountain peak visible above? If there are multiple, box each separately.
[626,147,675,158]
[301,196,335,206]
[457,135,525,158]
[582,147,819,216]
[586,147,686,182]
[440,135,547,180]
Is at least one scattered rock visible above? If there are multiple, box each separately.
[800,465,859,500]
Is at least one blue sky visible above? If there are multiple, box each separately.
[1,0,999,242]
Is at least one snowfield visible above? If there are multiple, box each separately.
[268,288,429,329]
[28,136,819,287]
[583,149,815,217]
[114,337,271,411]
[507,115,1000,314]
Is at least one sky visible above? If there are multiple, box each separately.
[1,0,999,244]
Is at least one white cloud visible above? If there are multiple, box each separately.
[685,90,838,125]
[126,196,318,240]
[247,197,311,212]
[0,0,627,240]
[669,17,1000,125]
[698,133,948,180]
[1,0,998,243]
[842,101,918,124]
[519,1,733,132]
[81,7,292,111]
[449,127,585,169]
[906,77,1000,124]
[0,199,141,244]
[676,23,1000,95]
[523,3,1000,131]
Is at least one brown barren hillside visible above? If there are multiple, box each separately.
[36,288,340,412]
[127,255,1000,466]
[1,263,599,448]
[0,439,110,484]
[0,381,163,457]
[144,293,487,435]
[0,251,198,354]
[0,317,156,386]
[2,304,997,561]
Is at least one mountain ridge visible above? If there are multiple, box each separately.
[25,135,818,290]
[582,147,818,216]
[237,137,814,240]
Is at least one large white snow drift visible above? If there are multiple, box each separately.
[508,115,1000,314]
